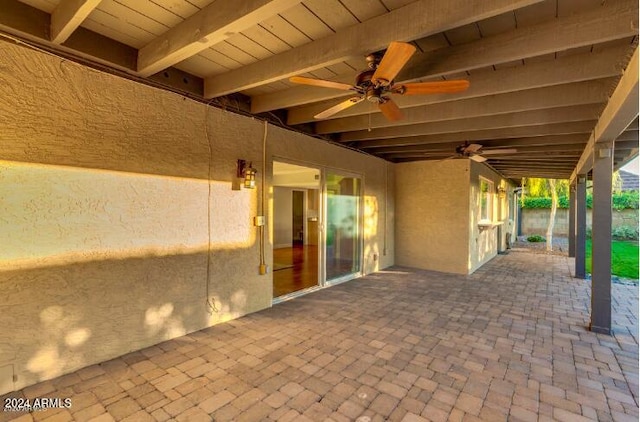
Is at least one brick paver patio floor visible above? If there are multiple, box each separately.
[2,252,638,421]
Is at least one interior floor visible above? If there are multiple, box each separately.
[273,245,318,298]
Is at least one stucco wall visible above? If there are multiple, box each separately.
[395,160,470,274]
[468,162,514,274]
[0,40,393,393]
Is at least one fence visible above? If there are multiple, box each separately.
[521,208,639,236]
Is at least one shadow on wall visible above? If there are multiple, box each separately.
[0,250,259,393]
[0,160,269,393]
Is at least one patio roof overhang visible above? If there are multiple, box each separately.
[0,0,637,182]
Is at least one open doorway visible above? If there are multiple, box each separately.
[273,161,320,298]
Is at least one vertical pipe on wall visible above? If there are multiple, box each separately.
[590,144,613,335]
[383,161,387,256]
[204,104,218,313]
[568,184,576,257]
[259,121,268,275]
[575,174,587,279]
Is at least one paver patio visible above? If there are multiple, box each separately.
[1,251,638,421]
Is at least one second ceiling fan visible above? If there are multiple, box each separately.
[454,143,517,162]
[289,41,470,122]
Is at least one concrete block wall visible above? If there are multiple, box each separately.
[395,160,515,275]
[395,160,471,274]
[521,208,639,236]
[0,40,393,393]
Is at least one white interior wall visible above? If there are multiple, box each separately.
[274,186,294,248]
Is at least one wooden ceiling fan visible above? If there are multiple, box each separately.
[455,142,517,162]
[289,41,470,121]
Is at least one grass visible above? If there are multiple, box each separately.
[586,239,639,279]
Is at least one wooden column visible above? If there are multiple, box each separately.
[575,175,587,279]
[568,184,576,257]
[590,144,613,334]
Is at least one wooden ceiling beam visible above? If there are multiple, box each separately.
[500,173,572,178]
[384,150,581,160]
[489,157,579,162]
[203,0,544,98]
[341,104,600,142]
[315,78,613,134]
[480,154,581,160]
[286,46,627,124]
[51,0,102,44]
[251,0,636,113]
[376,143,588,156]
[137,0,303,77]
[572,47,639,182]
[615,140,640,150]
[496,162,576,167]
[617,130,639,142]
[357,122,594,149]
[0,0,138,70]
[368,134,590,154]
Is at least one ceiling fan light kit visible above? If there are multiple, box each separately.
[291,41,471,122]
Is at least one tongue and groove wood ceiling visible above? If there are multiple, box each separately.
[2,0,638,180]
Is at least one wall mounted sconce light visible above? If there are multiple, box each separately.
[497,186,506,198]
[237,159,257,189]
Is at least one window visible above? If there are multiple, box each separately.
[479,177,494,223]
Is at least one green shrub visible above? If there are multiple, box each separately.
[612,225,639,240]
[612,191,639,210]
[527,235,546,242]
[522,197,554,208]
[521,192,638,210]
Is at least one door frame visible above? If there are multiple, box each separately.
[271,157,365,300]
[321,167,365,287]
[272,158,323,303]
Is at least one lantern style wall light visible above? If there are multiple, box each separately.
[497,185,506,198]
[237,159,257,189]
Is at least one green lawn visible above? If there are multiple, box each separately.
[586,239,639,279]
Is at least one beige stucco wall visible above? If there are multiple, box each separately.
[0,40,393,393]
[395,160,470,274]
[395,159,514,275]
[468,162,514,274]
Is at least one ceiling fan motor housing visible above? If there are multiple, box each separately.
[356,69,393,103]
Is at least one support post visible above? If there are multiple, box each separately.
[575,175,587,279]
[590,144,613,335]
[568,184,576,257]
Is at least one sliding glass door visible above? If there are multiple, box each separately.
[325,172,361,282]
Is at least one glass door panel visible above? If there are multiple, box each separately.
[325,172,361,281]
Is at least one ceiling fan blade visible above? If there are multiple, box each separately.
[378,98,403,122]
[396,80,470,95]
[481,148,518,155]
[289,76,354,91]
[465,143,483,153]
[371,41,416,86]
[470,155,487,163]
[314,97,364,119]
